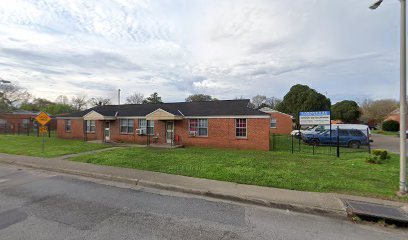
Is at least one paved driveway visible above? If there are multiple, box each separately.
[371,134,405,154]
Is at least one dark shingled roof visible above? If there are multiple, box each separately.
[62,99,268,118]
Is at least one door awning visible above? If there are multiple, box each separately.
[146,108,183,121]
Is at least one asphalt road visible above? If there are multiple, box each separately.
[0,165,406,240]
[371,134,402,154]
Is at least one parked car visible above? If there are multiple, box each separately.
[302,129,369,148]
[300,124,371,137]
[290,126,316,138]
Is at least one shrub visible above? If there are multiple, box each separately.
[382,120,399,132]
[366,149,390,164]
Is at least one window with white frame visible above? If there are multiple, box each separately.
[270,118,277,128]
[189,119,208,136]
[235,118,247,138]
[65,119,72,132]
[120,119,134,134]
[86,120,96,133]
[138,119,154,135]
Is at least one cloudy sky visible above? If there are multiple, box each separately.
[0,0,401,103]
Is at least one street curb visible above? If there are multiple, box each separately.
[0,159,347,219]
[0,160,139,185]
[137,180,348,219]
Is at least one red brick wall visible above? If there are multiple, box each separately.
[57,119,104,140]
[268,112,293,135]
[0,114,58,134]
[57,119,84,139]
[0,114,31,133]
[110,119,151,144]
[385,114,402,122]
[57,117,270,151]
[175,118,270,151]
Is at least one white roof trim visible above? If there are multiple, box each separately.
[260,108,294,118]
[178,109,185,116]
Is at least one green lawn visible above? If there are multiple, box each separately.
[0,135,110,157]
[372,130,398,136]
[70,146,408,201]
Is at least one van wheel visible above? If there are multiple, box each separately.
[310,139,320,146]
[349,141,360,149]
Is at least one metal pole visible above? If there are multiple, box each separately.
[291,134,294,154]
[298,127,301,152]
[313,144,315,155]
[118,89,121,105]
[42,132,45,153]
[336,126,340,158]
[400,0,407,194]
[367,128,371,154]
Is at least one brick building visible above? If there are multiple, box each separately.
[0,110,37,134]
[385,108,402,122]
[259,107,293,135]
[57,100,270,151]
[0,110,56,134]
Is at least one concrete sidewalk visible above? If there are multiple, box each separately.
[0,153,406,219]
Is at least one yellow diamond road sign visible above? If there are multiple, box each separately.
[35,112,51,126]
[39,126,48,134]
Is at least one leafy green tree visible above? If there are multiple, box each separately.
[43,103,75,115]
[331,100,361,123]
[20,98,53,112]
[185,94,217,102]
[276,84,331,124]
[382,120,399,132]
[143,92,163,104]
[20,97,75,115]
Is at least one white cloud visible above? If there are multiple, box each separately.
[0,0,401,103]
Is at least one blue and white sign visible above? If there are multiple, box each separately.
[299,111,331,125]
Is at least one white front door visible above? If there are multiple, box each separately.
[104,121,110,142]
[166,121,174,144]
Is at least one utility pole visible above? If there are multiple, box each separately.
[370,0,407,195]
[399,0,407,195]
[118,89,121,106]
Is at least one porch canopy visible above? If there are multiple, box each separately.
[146,108,183,121]
[83,110,116,121]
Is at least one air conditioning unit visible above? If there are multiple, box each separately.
[136,128,146,135]
[189,131,197,137]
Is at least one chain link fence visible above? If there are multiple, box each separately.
[0,119,54,137]
[270,132,371,157]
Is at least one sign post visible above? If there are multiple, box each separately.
[35,112,51,153]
